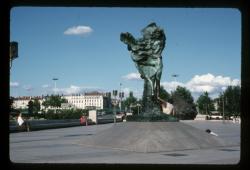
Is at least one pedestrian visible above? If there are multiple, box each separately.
[16,112,30,132]
[85,116,88,126]
[17,113,24,127]
[80,116,84,126]
[80,115,87,126]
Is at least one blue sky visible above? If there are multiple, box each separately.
[10,7,241,99]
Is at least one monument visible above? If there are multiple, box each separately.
[78,23,234,153]
[120,23,173,120]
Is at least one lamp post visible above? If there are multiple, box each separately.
[171,74,179,116]
[203,103,208,119]
[220,95,227,123]
[137,103,141,115]
[119,83,123,111]
[112,90,118,124]
[119,87,124,112]
[52,78,58,95]
[222,97,224,123]
[172,74,179,90]
[222,96,227,123]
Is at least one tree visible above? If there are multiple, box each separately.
[123,91,137,112]
[196,92,215,115]
[10,97,14,110]
[28,100,33,114]
[33,98,41,114]
[159,86,170,101]
[170,86,197,120]
[217,86,240,118]
[42,95,67,108]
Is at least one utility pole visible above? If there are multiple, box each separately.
[172,74,179,91]
[112,90,118,124]
[119,83,123,111]
[206,104,208,117]
[52,78,58,113]
[204,103,208,119]
[222,96,225,123]
[221,95,227,123]
[171,74,179,118]
[52,78,58,95]
[137,103,141,115]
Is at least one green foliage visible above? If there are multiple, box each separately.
[171,86,194,103]
[159,86,170,101]
[28,100,33,114]
[42,95,67,108]
[33,98,41,114]
[123,91,138,112]
[196,92,215,115]
[170,86,197,120]
[10,97,14,110]
[18,108,28,113]
[217,86,240,118]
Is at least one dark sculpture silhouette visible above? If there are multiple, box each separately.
[121,23,166,116]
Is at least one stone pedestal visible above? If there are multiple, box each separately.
[79,122,233,153]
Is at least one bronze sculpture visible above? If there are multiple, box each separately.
[121,23,166,116]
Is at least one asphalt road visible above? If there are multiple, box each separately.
[9,120,240,164]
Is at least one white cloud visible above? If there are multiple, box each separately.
[186,73,240,94]
[64,25,93,36]
[161,81,185,93]
[23,85,33,91]
[52,85,101,95]
[161,73,240,99]
[122,73,240,99]
[10,82,19,87]
[64,85,81,94]
[122,72,142,81]
[231,79,241,86]
[42,84,50,88]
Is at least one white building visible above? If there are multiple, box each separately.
[62,92,106,110]
[12,92,110,111]
[12,96,45,110]
[12,96,31,109]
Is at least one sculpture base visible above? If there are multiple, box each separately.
[78,122,234,153]
[126,113,178,122]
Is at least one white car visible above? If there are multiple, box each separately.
[126,112,133,116]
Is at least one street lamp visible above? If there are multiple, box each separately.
[52,78,58,95]
[136,103,141,115]
[119,83,124,112]
[172,74,179,81]
[219,95,227,123]
[119,83,123,111]
[112,90,118,124]
[172,74,179,90]
[222,96,227,123]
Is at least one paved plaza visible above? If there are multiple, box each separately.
[9,120,240,164]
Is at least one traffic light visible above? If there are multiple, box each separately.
[113,90,118,97]
[10,41,18,60]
